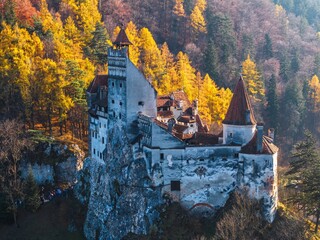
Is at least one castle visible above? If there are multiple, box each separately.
[86,30,278,222]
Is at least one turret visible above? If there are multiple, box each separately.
[222,76,257,145]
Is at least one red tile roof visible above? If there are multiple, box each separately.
[196,115,208,133]
[157,111,174,118]
[87,75,108,93]
[157,95,172,108]
[187,133,219,145]
[223,76,257,125]
[173,124,189,133]
[177,115,196,123]
[240,131,278,155]
[113,29,132,46]
[171,90,192,109]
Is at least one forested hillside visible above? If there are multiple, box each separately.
[1,0,320,158]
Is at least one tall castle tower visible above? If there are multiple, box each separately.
[107,29,157,137]
[222,76,257,145]
[107,29,131,127]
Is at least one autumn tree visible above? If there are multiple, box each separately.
[139,27,164,88]
[125,21,140,66]
[190,6,206,33]
[190,0,207,33]
[0,120,32,226]
[0,23,42,120]
[157,42,178,94]
[175,51,197,100]
[306,75,320,133]
[242,54,265,101]
[173,0,185,17]
[62,0,102,43]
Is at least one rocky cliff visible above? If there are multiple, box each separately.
[20,142,85,185]
[75,124,162,240]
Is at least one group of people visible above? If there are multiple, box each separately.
[40,185,72,204]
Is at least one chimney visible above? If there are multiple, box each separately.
[245,109,251,124]
[178,100,183,109]
[168,118,175,133]
[268,128,275,142]
[192,99,198,116]
[256,124,264,153]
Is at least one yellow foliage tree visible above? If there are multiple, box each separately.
[198,74,232,124]
[112,26,121,41]
[61,0,102,43]
[176,51,197,100]
[195,0,207,12]
[173,0,185,17]
[125,21,140,66]
[190,5,207,33]
[242,54,264,101]
[308,75,320,112]
[157,42,178,94]
[139,27,164,88]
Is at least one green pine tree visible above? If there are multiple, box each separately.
[84,22,110,67]
[265,74,279,132]
[204,39,220,85]
[287,131,320,233]
[24,167,41,212]
[263,33,273,59]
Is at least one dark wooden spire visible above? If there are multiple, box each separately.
[222,76,257,125]
[113,29,132,48]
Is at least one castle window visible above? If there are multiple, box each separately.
[120,83,122,88]
[229,132,233,137]
[92,131,94,137]
[99,123,101,128]
[138,101,144,106]
[112,100,115,104]
[104,124,106,128]
[119,113,122,119]
[234,153,239,158]
[95,132,97,139]
[120,101,122,106]
[171,181,181,191]
[100,153,102,159]
[93,148,96,155]
[102,137,104,144]
[97,151,100,157]
[113,111,115,118]
[200,158,204,162]
[112,82,114,87]
[160,153,164,160]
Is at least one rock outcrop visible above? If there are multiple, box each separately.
[20,142,85,185]
[75,124,162,240]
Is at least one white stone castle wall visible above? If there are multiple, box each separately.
[126,61,157,130]
[223,124,256,145]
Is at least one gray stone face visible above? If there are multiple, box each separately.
[20,142,85,185]
[77,124,162,240]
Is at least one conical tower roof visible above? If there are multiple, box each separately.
[222,76,257,125]
[113,29,132,47]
